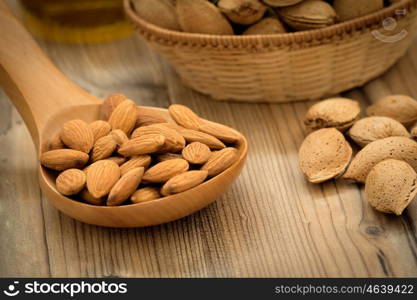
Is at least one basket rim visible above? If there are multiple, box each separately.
[124,0,417,47]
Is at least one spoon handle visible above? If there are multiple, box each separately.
[0,0,100,146]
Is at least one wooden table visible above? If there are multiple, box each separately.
[1,20,417,278]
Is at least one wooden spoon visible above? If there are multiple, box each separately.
[0,1,248,227]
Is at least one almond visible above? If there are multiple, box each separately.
[79,188,106,206]
[60,119,94,153]
[131,187,161,204]
[348,116,410,148]
[107,168,145,206]
[161,170,208,196]
[198,120,241,144]
[143,158,189,183]
[120,155,152,176]
[218,0,266,25]
[334,0,384,21]
[86,160,120,198]
[100,93,126,120]
[201,147,238,177]
[49,131,65,150]
[168,104,202,130]
[176,127,225,149]
[156,153,183,162]
[108,99,137,134]
[365,159,416,215]
[299,128,352,183]
[56,169,86,196]
[182,142,211,164]
[131,123,185,153]
[118,134,166,157]
[136,106,170,127]
[367,95,417,126]
[304,98,361,131]
[91,135,117,162]
[40,149,89,171]
[89,120,112,142]
[343,136,417,183]
[243,17,287,35]
[105,156,127,166]
[110,129,129,146]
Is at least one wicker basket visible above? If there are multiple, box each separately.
[124,0,417,103]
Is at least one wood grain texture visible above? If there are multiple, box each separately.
[0,18,417,277]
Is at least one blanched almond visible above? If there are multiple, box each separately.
[143,159,189,183]
[40,149,89,171]
[343,136,417,183]
[86,160,120,198]
[161,170,208,196]
[299,128,352,183]
[107,168,144,206]
[60,119,94,153]
[365,159,417,215]
[56,169,86,196]
[118,134,166,157]
[201,147,238,177]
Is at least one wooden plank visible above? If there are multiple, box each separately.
[0,31,416,277]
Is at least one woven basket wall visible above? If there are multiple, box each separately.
[125,0,417,103]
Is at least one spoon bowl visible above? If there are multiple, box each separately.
[0,1,247,227]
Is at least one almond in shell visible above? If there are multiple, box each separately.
[56,169,86,196]
[107,167,145,206]
[343,136,417,183]
[131,187,161,204]
[365,159,417,215]
[176,0,234,35]
[334,0,384,21]
[304,98,361,131]
[108,99,137,134]
[161,170,208,196]
[299,128,352,183]
[366,95,417,126]
[91,135,117,162]
[277,0,337,31]
[201,147,238,177]
[40,149,89,171]
[218,0,267,25]
[348,116,410,148]
[120,155,152,176]
[60,119,94,153]
[118,134,166,157]
[182,142,212,164]
[143,158,189,183]
[86,160,120,198]
[243,17,287,35]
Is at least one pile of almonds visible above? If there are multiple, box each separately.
[299,94,417,216]
[40,94,242,206]
[131,0,397,35]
